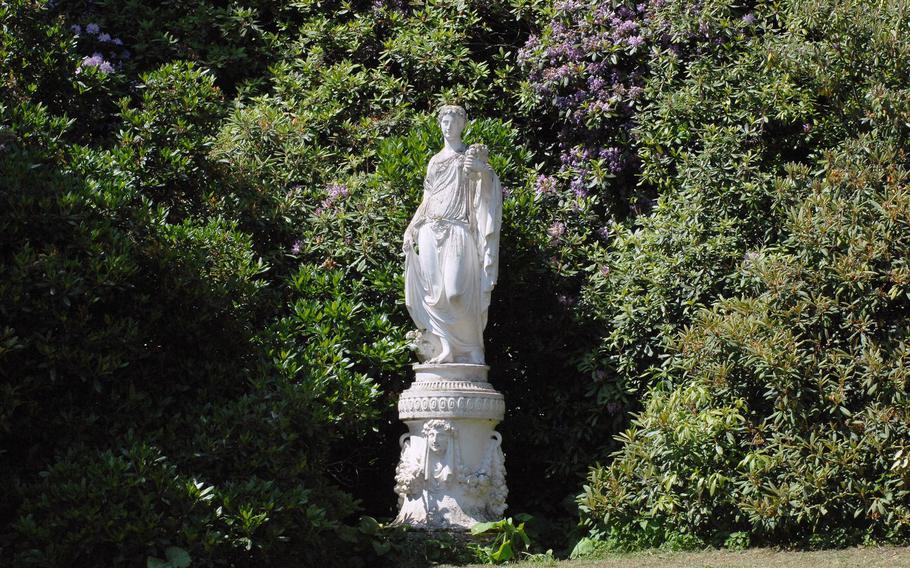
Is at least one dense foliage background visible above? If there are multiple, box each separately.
[1,0,908,565]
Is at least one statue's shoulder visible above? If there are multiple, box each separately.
[432,148,464,165]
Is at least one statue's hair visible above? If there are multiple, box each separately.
[422,419,456,436]
[437,104,467,125]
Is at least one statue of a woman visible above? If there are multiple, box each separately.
[403,106,502,365]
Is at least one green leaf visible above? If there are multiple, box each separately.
[490,539,513,562]
[371,539,392,556]
[165,546,191,568]
[570,537,597,559]
[358,515,380,535]
[518,526,530,547]
[470,521,498,535]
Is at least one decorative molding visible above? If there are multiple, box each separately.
[413,363,489,383]
[399,393,505,420]
[408,379,497,392]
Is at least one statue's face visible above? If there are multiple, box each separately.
[439,113,465,142]
[427,427,449,453]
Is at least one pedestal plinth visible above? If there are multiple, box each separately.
[393,363,507,530]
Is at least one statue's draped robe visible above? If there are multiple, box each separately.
[405,149,502,363]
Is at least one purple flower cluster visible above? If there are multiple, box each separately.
[742,250,762,267]
[71,20,128,75]
[519,0,653,209]
[315,182,350,215]
[77,53,114,74]
[557,293,577,307]
[326,182,349,199]
[518,0,651,128]
[548,220,567,241]
[569,177,588,198]
[561,144,628,199]
[535,174,558,196]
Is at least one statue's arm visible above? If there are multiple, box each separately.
[403,161,433,251]
[476,167,502,296]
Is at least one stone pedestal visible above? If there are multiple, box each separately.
[393,363,507,530]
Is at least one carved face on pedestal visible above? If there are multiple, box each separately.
[427,425,451,454]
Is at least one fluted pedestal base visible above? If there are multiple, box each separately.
[392,364,507,530]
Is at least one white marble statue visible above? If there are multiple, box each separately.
[393,106,507,530]
[403,105,503,365]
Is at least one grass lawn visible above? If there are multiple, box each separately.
[444,545,910,568]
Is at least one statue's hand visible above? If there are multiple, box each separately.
[402,232,414,253]
[463,156,489,174]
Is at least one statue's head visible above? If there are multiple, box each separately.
[423,419,455,454]
[437,105,467,142]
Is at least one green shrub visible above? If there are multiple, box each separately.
[1,1,126,142]
[13,442,356,567]
[0,137,386,567]
[1,8,384,565]
[118,61,225,217]
[582,135,910,548]
[577,0,910,549]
